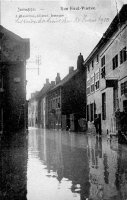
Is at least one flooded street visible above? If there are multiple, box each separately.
[1,128,127,200]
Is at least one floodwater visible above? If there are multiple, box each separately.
[1,128,127,200]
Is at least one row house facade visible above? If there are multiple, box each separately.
[37,79,52,128]
[84,5,127,134]
[29,53,87,132]
[47,53,87,131]
[47,73,62,130]
[0,26,30,134]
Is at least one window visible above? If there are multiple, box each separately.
[96,54,99,63]
[121,81,127,95]
[120,47,127,64]
[87,79,90,95]
[92,60,94,69]
[101,56,106,78]
[95,81,99,90]
[87,87,90,95]
[112,54,118,70]
[91,84,94,92]
[95,71,100,90]
[102,93,106,120]
[58,97,60,108]
[55,99,57,108]
[101,55,105,66]
[91,76,95,93]
[87,65,90,72]
[123,100,127,112]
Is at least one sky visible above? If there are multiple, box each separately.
[1,0,126,99]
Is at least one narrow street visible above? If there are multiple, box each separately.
[1,128,127,200]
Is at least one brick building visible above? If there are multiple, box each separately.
[47,53,87,131]
[0,26,30,133]
[46,73,62,129]
[28,54,87,132]
[84,5,127,134]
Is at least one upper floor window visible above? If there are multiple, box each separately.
[120,47,127,64]
[92,60,94,69]
[121,81,127,95]
[123,100,127,113]
[101,55,105,67]
[101,55,106,78]
[96,54,99,63]
[87,65,90,72]
[95,71,100,90]
[91,76,95,93]
[87,79,90,95]
[112,54,118,70]
[56,97,61,108]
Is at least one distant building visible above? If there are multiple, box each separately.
[47,53,87,132]
[37,79,51,128]
[84,5,127,134]
[28,91,39,127]
[0,26,30,133]
[31,53,87,131]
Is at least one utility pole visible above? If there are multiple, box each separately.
[26,55,41,75]
[36,55,41,75]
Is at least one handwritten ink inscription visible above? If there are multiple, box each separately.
[15,7,110,24]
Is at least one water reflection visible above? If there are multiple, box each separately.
[0,132,28,200]
[27,129,89,200]
[27,129,127,200]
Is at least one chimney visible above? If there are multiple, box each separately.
[69,66,74,74]
[44,78,50,87]
[51,81,55,87]
[77,53,84,70]
[46,78,49,84]
[55,73,61,85]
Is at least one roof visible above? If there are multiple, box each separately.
[0,25,26,41]
[36,84,51,100]
[49,69,79,92]
[0,25,30,61]
[83,4,127,65]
